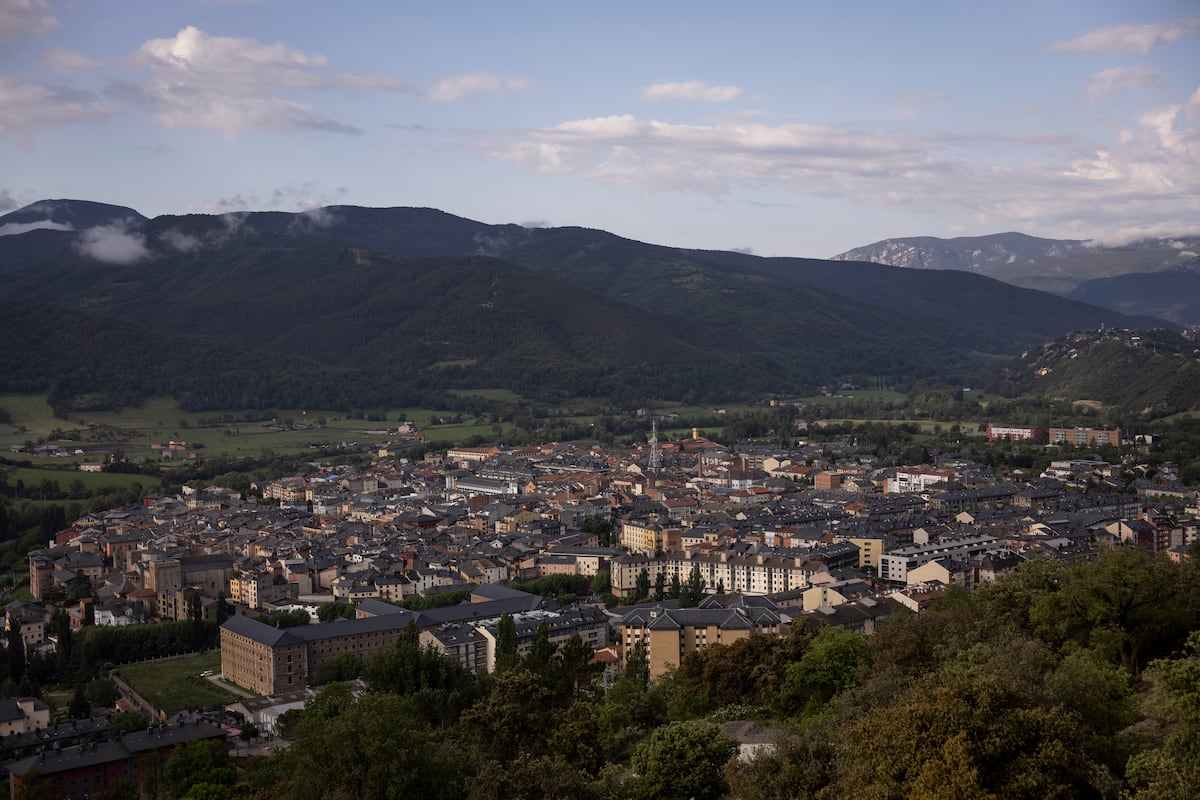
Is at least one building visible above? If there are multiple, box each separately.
[877,533,1001,584]
[616,595,784,679]
[220,589,549,695]
[987,425,1044,443]
[8,718,226,800]
[1048,427,1122,447]
[0,698,50,736]
[886,467,956,494]
[476,607,608,673]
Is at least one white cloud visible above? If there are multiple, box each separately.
[426,72,533,103]
[1049,18,1200,55]
[40,47,103,74]
[76,224,151,264]
[484,85,1200,242]
[1083,66,1164,103]
[639,81,743,102]
[157,229,203,252]
[0,76,112,143]
[0,189,17,212]
[0,219,73,236]
[121,26,413,136]
[0,0,58,43]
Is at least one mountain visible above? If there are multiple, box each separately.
[832,232,1200,300]
[1068,267,1200,327]
[0,199,146,236]
[0,199,1174,410]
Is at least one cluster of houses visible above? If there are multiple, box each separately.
[9,430,1198,737]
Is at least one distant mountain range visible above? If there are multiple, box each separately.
[0,199,1175,411]
[833,232,1200,325]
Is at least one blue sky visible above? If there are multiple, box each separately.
[1,0,1197,256]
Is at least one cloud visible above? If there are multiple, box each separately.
[288,205,340,233]
[0,189,17,212]
[426,72,533,103]
[1083,66,1164,103]
[76,223,151,264]
[120,26,413,136]
[892,90,951,118]
[40,47,103,74]
[483,85,1200,242]
[0,0,58,43]
[0,76,113,143]
[639,81,743,103]
[0,220,74,236]
[157,229,203,252]
[1049,18,1200,55]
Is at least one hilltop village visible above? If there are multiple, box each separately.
[6,423,1200,794]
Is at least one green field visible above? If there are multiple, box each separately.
[0,394,525,462]
[115,652,234,714]
[3,466,153,492]
[0,393,788,462]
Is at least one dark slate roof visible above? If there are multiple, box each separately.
[0,697,47,722]
[220,614,305,647]
[8,719,225,777]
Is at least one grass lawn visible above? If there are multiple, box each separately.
[3,466,153,492]
[114,652,234,714]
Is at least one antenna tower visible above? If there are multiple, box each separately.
[648,417,662,476]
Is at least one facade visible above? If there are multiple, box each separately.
[877,534,1000,584]
[221,590,550,694]
[1049,427,1122,447]
[617,596,784,680]
[0,698,50,736]
[611,550,827,597]
[987,425,1044,443]
[7,718,226,800]
[886,467,957,494]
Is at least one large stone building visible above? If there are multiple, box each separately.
[220,588,551,694]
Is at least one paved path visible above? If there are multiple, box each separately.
[208,674,254,699]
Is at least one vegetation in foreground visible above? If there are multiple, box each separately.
[188,546,1200,800]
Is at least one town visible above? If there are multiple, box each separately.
[4,416,1198,796]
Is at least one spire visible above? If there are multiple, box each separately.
[648,417,662,477]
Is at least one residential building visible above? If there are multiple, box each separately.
[1049,427,1122,447]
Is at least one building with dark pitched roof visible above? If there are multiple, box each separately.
[7,717,225,800]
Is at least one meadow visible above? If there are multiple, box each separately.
[114,651,234,714]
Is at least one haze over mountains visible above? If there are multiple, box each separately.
[0,199,1177,411]
[834,232,1200,326]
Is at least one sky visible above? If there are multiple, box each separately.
[1,0,1197,257]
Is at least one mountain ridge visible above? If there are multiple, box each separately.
[0,199,1177,410]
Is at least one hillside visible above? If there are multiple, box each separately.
[0,199,1175,409]
[986,328,1200,417]
[1068,267,1200,327]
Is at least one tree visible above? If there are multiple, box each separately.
[654,571,666,602]
[495,613,519,674]
[590,570,611,595]
[668,574,681,601]
[780,626,872,714]
[6,616,25,683]
[314,653,365,685]
[630,720,737,800]
[316,601,356,623]
[163,738,236,799]
[69,683,90,719]
[680,564,706,608]
[240,721,260,741]
[635,568,650,601]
